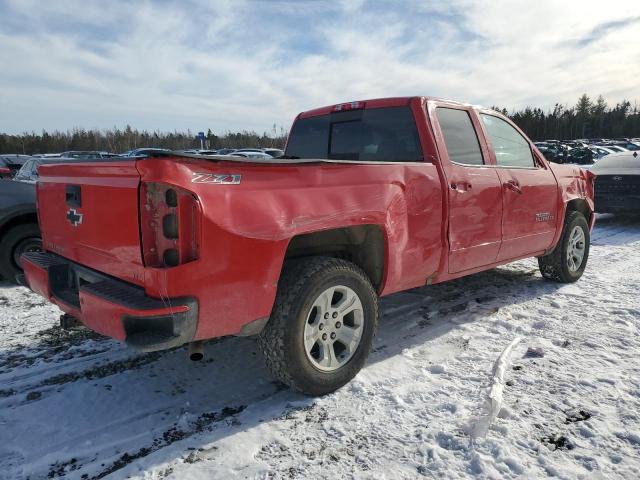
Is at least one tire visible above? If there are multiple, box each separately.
[258,257,378,396]
[0,223,42,283]
[538,211,590,283]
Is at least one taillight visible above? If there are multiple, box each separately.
[140,183,200,268]
[0,166,11,177]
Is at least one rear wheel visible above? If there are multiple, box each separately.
[538,211,590,283]
[0,224,42,283]
[259,257,378,396]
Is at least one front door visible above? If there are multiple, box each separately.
[431,105,503,273]
[479,113,559,260]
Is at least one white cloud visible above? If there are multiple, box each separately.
[0,0,638,135]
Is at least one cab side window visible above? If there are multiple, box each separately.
[436,107,484,166]
[481,114,535,168]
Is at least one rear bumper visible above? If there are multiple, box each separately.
[22,252,198,352]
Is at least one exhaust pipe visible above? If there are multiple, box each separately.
[188,341,204,361]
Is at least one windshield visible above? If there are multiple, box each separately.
[285,106,423,162]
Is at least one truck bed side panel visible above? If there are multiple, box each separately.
[136,158,444,339]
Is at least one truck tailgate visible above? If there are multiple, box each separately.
[36,160,145,286]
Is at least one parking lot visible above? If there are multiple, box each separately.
[1,213,638,479]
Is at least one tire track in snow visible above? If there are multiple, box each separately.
[0,350,162,401]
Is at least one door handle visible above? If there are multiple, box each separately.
[503,180,522,194]
[65,185,82,207]
[450,181,472,192]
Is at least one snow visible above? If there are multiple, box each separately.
[1,213,639,479]
[471,336,522,439]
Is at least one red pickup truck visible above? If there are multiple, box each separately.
[22,97,595,395]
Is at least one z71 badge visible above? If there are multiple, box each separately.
[191,173,241,185]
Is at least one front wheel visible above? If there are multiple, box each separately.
[538,211,590,283]
[259,257,378,396]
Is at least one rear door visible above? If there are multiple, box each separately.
[430,104,503,273]
[478,113,559,260]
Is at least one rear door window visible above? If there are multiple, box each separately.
[436,108,484,166]
[286,107,422,162]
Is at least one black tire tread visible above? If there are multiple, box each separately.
[258,257,378,394]
[538,211,589,283]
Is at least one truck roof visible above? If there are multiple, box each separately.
[298,96,479,119]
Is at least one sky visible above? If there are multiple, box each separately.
[0,0,639,135]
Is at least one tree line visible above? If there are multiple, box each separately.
[1,94,638,154]
[0,125,288,155]
[493,94,640,141]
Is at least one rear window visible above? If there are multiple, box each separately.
[285,107,422,162]
[436,107,484,166]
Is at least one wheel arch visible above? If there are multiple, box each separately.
[565,198,593,226]
[283,225,386,293]
[0,210,39,240]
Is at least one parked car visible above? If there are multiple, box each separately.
[0,180,39,281]
[59,151,112,159]
[263,148,284,158]
[230,151,274,160]
[215,148,237,155]
[181,149,219,155]
[561,147,595,165]
[617,142,640,151]
[231,148,266,155]
[123,148,170,157]
[22,96,595,395]
[592,151,640,213]
[0,154,32,179]
[589,146,616,160]
[602,145,629,153]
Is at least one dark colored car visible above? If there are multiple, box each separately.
[0,154,32,178]
[214,148,237,155]
[592,151,640,213]
[0,180,39,281]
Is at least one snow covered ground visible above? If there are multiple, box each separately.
[1,213,639,480]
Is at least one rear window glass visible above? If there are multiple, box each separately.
[285,107,422,162]
[436,107,484,166]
